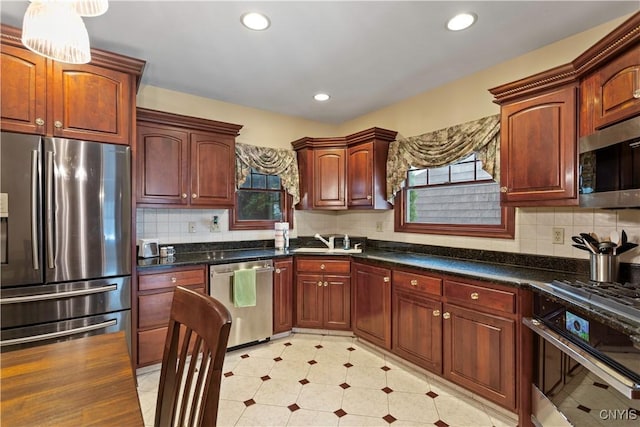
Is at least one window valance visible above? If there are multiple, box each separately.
[235,142,300,205]
[386,114,500,203]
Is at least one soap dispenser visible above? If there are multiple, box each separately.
[343,234,350,250]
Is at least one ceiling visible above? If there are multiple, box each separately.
[1,1,638,124]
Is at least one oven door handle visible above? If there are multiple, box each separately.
[523,317,640,399]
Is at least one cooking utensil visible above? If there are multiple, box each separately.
[572,244,591,252]
[580,233,599,254]
[616,242,638,255]
[610,230,620,245]
[571,236,585,245]
[621,229,628,245]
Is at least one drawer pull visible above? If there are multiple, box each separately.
[320,264,325,270]
[383,277,390,283]
[171,277,177,283]
[410,279,418,286]
[317,281,323,287]
[35,118,45,126]
[275,268,281,274]
[470,292,479,300]
[443,312,451,320]
[433,310,441,317]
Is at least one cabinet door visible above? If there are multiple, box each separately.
[393,291,442,373]
[348,142,373,207]
[50,62,132,144]
[593,45,640,130]
[273,258,294,334]
[136,123,189,205]
[443,303,516,410]
[296,273,324,328]
[0,44,47,134]
[500,85,577,205]
[324,274,351,330]
[190,132,235,207]
[353,263,391,349]
[313,148,346,209]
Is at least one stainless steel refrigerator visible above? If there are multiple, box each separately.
[0,132,132,352]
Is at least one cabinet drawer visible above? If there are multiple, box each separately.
[296,259,350,274]
[444,280,515,314]
[393,271,441,297]
[137,327,167,366]
[138,286,204,329]
[138,267,206,291]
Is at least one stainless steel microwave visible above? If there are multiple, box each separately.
[579,116,640,208]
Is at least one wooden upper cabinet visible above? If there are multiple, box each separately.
[136,123,189,205]
[292,127,397,210]
[0,24,145,144]
[50,62,132,144]
[498,85,578,206]
[136,108,242,208]
[190,132,236,206]
[0,43,47,135]
[581,44,640,135]
[313,148,347,208]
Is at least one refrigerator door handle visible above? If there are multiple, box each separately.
[45,151,55,269]
[0,319,117,347]
[31,150,40,271]
[0,284,118,304]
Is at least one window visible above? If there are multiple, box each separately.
[230,168,293,230]
[395,154,514,238]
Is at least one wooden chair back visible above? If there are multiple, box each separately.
[155,286,232,427]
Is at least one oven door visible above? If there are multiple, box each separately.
[524,317,640,427]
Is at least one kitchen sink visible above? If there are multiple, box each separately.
[293,247,362,254]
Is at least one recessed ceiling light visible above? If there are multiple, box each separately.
[314,93,330,102]
[241,12,270,31]
[446,13,476,31]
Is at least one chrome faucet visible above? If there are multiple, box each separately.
[314,233,334,250]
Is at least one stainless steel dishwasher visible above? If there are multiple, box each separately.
[210,259,274,349]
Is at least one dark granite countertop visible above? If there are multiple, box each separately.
[136,238,639,334]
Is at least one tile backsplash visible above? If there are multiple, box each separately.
[136,207,640,263]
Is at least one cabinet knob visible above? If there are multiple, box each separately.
[433,310,441,317]
[324,281,328,287]
[317,281,323,287]
[182,193,187,199]
[171,277,177,283]
[54,120,63,129]
[275,268,281,274]
[35,118,45,126]
[410,279,418,286]
[192,193,198,198]
[634,89,640,99]
[320,264,325,270]
[383,277,390,283]
[366,195,372,200]
[470,292,479,300]
[443,312,451,320]
[500,186,508,193]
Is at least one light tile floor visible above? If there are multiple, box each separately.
[136,333,518,427]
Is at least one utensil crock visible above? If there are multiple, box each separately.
[589,253,618,283]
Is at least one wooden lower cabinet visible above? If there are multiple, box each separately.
[136,265,207,367]
[393,290,442,373]
[273,257,294,334]
[352,262,392,349]
[442,302,516,410]
[295,257,350,330]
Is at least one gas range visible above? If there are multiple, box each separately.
[543,279,640,327]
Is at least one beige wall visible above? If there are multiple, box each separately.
[135,14,640,264]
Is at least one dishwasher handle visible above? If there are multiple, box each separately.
[211,266,274,278]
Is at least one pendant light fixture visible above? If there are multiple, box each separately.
[21,1,109,65]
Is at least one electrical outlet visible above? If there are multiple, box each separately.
[376,221,383,232]
[188,221,197,233]
[210,215,220,232]
[552,227,564,244]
